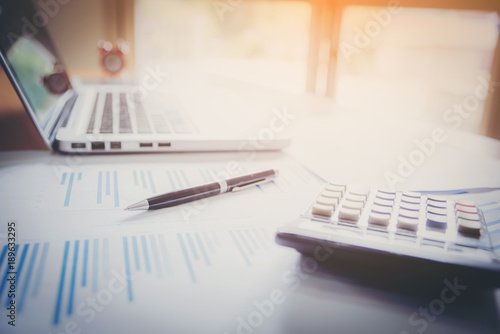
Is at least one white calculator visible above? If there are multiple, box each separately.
[275,182,500,272]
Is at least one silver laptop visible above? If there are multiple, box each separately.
[0,0,290,153]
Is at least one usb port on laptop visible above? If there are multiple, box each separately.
[158,142,171,147]
[91,142,105,150]
[140,143,153,147]
[71,143,86,149]
[110,142,121,149]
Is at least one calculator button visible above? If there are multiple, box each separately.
[456,211,480,221]
[426,213,447,229]
[401,196,420,205]
[455,200,475,208]
[321,190,342,200]
[329,182,347,190]
[349,185,370,197]
[457,218,481,236]
[427,207,447,216]
[403,191,421,199]
[371,205,392,215]
[345,193,366,204]
[316,196,338,208]
[397,216,419,231]
[343,200,364,211]
[399,208,419,219]
[312,204,333,217]
[326,184,345,195]
[369,212,391,226]
[374,198,394,207]
[376,191,396,200]
[400,202,420,211]
[427,199,447,209]
[455,205,478,214]
[428,195,446,202]
[339,207,361,221]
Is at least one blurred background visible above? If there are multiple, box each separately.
[1,0,500,149]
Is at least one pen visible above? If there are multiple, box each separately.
[125,169,279,210]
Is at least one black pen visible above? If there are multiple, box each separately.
[125,169,279,210]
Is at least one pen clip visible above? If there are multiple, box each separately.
[231,178,273,192]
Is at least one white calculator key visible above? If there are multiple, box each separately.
[342,200,363,211]
[369,212,391,226]
[339,207,361,221]
[326,184,345,195]
[316,196,338,207]
[349,185,370,197]
[456,211,480,221]
[321,190,343,200]
[312,204,333,217]
[371,205,392,215]
[457,218,481,235]
[345,193,366,204]
[374,198,394,207]
[397,216,419,231]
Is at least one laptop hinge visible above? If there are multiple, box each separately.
[47,93,78,146]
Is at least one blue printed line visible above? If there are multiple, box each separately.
[487,219,500,226]
[133,170,138,186]
[0,245,18,299]
[180,170,190,186]
[490,228,500,235]
[114,171,119,207]
[32,243,49,297]
[19,243,39,313]
[177,234,196,283]
[167,171,177,190]
[494,244,500,250]
[132,236,140,271]
[244,229,259,250]
[105,171,110,195]
[237,230,254,256]
[97,172,102,204]
[229,231,251,266]
[141,235,151,273]
[122,237,133,301]
[185,233,199,261]
[82,240,89,287]
[253,229,268,249]
[6,244,29,307]
[256,184,263,191]
[53,241,70,325]
[64,173,75,207]
[158,234,172,275]
[141,170,147,189]
[61,173,67,185]
[173,170,183,188]
[77,172,82,181]
[103,238,109,279]
[92,239,98,292]
[478,201,497,207]
[67,240,79,315]
[0,245,7,271]
[202,231,215,254]
[148,170,156,193]
[194,232,210,266]
[150,235,163,278]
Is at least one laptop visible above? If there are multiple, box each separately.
[0,0,290,153]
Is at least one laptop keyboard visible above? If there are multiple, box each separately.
[86,92,191,135]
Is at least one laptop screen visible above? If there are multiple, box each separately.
[0,0,71,128]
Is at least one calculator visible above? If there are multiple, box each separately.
[275,182,500,272]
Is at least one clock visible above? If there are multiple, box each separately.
[97,39,129,75]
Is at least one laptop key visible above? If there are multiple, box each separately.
[87,93,99,133]
[134,99,152,133]
[152,114,171,134]
[119,93,132,133]
[100,93,113,133]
